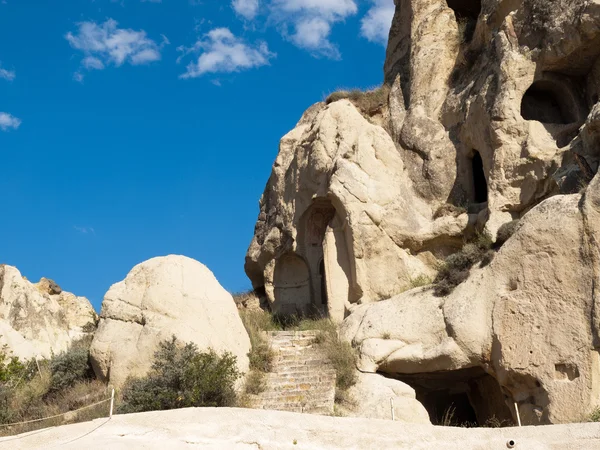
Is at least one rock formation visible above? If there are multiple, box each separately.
[90,255,251,388]
[0,265,97,360]
[246,0,600,425]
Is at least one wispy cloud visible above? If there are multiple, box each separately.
[0,112,21,131]
[178,28,274,78]
[66,19,167,80]
[0,64,15,81]
[232,0,259,20]
[361,0,394,45]
[74,226,96,235]
[235,0,358,59]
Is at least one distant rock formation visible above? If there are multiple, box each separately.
[246,0,600,425]
[90,255,251,388]
[0,265,97,360]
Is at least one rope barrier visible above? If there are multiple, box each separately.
[0,397,112,428]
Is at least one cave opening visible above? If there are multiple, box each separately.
[521,81,572,124]
[446,0,481,20]
[446,0,480,42]
[394,367,514,427]
[471,151,488,203]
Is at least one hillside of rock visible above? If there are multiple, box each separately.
[0,264,97,360]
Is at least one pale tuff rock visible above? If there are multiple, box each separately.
[342,192,599,425]
[0,265,97,360]
[90,255,251,388]
[339,372,431,424]
[246,0,600,425]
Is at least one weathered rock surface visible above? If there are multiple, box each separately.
[339,372,430,424]
[246,0,600,320]
[245,0,600,426]
[0,265,97,360]
[3,407,600,449]
[342,190,600,425]
[90,255,251,388]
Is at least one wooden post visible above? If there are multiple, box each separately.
[390,398,395,421]
[514,402,522,427]
[35,358,42,378]
[109,388,115,418]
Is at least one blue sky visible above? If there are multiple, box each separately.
[0,0,394,310]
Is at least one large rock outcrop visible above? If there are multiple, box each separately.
[245,0,600,425]
[0,265,97,360]
[341,189,600,425]
[245,0,600,322]
[90,255,251,388]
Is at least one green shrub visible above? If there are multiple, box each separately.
[49,347,94,393]
[118,336,239,414]
[433,232,494,296]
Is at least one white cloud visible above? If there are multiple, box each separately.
[267,0,357,58]
[232,0,259,20]
[0,65,15,81]
[66,19,166,77]
[0,112,21,131]
[178,28,274,78]
[361,0,394,45]
[74,226,96,235]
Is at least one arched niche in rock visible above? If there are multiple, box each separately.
[272,253,311,316]
[294,198,353,322]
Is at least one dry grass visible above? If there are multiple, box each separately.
[433,203,467,220]
[325,85,390,114]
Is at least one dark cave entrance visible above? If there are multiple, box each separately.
[395,367,514,427]
[446,0,480,42]
[521,81,572,124]
[471,151,488,203]
[446,0,481,20]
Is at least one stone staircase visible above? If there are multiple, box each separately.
[251,330,337,415]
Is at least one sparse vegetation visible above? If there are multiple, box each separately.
[382,332,391,340]
[433,231,494,296]
[325,85,390,114]
[0,338,108,437]
[119,336,239,414]
[589,407,600,422]
[409,275,433,289]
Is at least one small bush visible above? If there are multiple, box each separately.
[49,347,94,393]
[325,85,390,114]
[119,336,239,414]
[433,232,493,296]
[495,220,519,247]
[244,371,267,395]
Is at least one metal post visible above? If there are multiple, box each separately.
[109,388,115,418]
[514,402,522,427]
[390,398,395,421]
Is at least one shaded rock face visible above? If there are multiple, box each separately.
[0,265,97,360]
[90,255,251,389]
[245,0,600,322]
